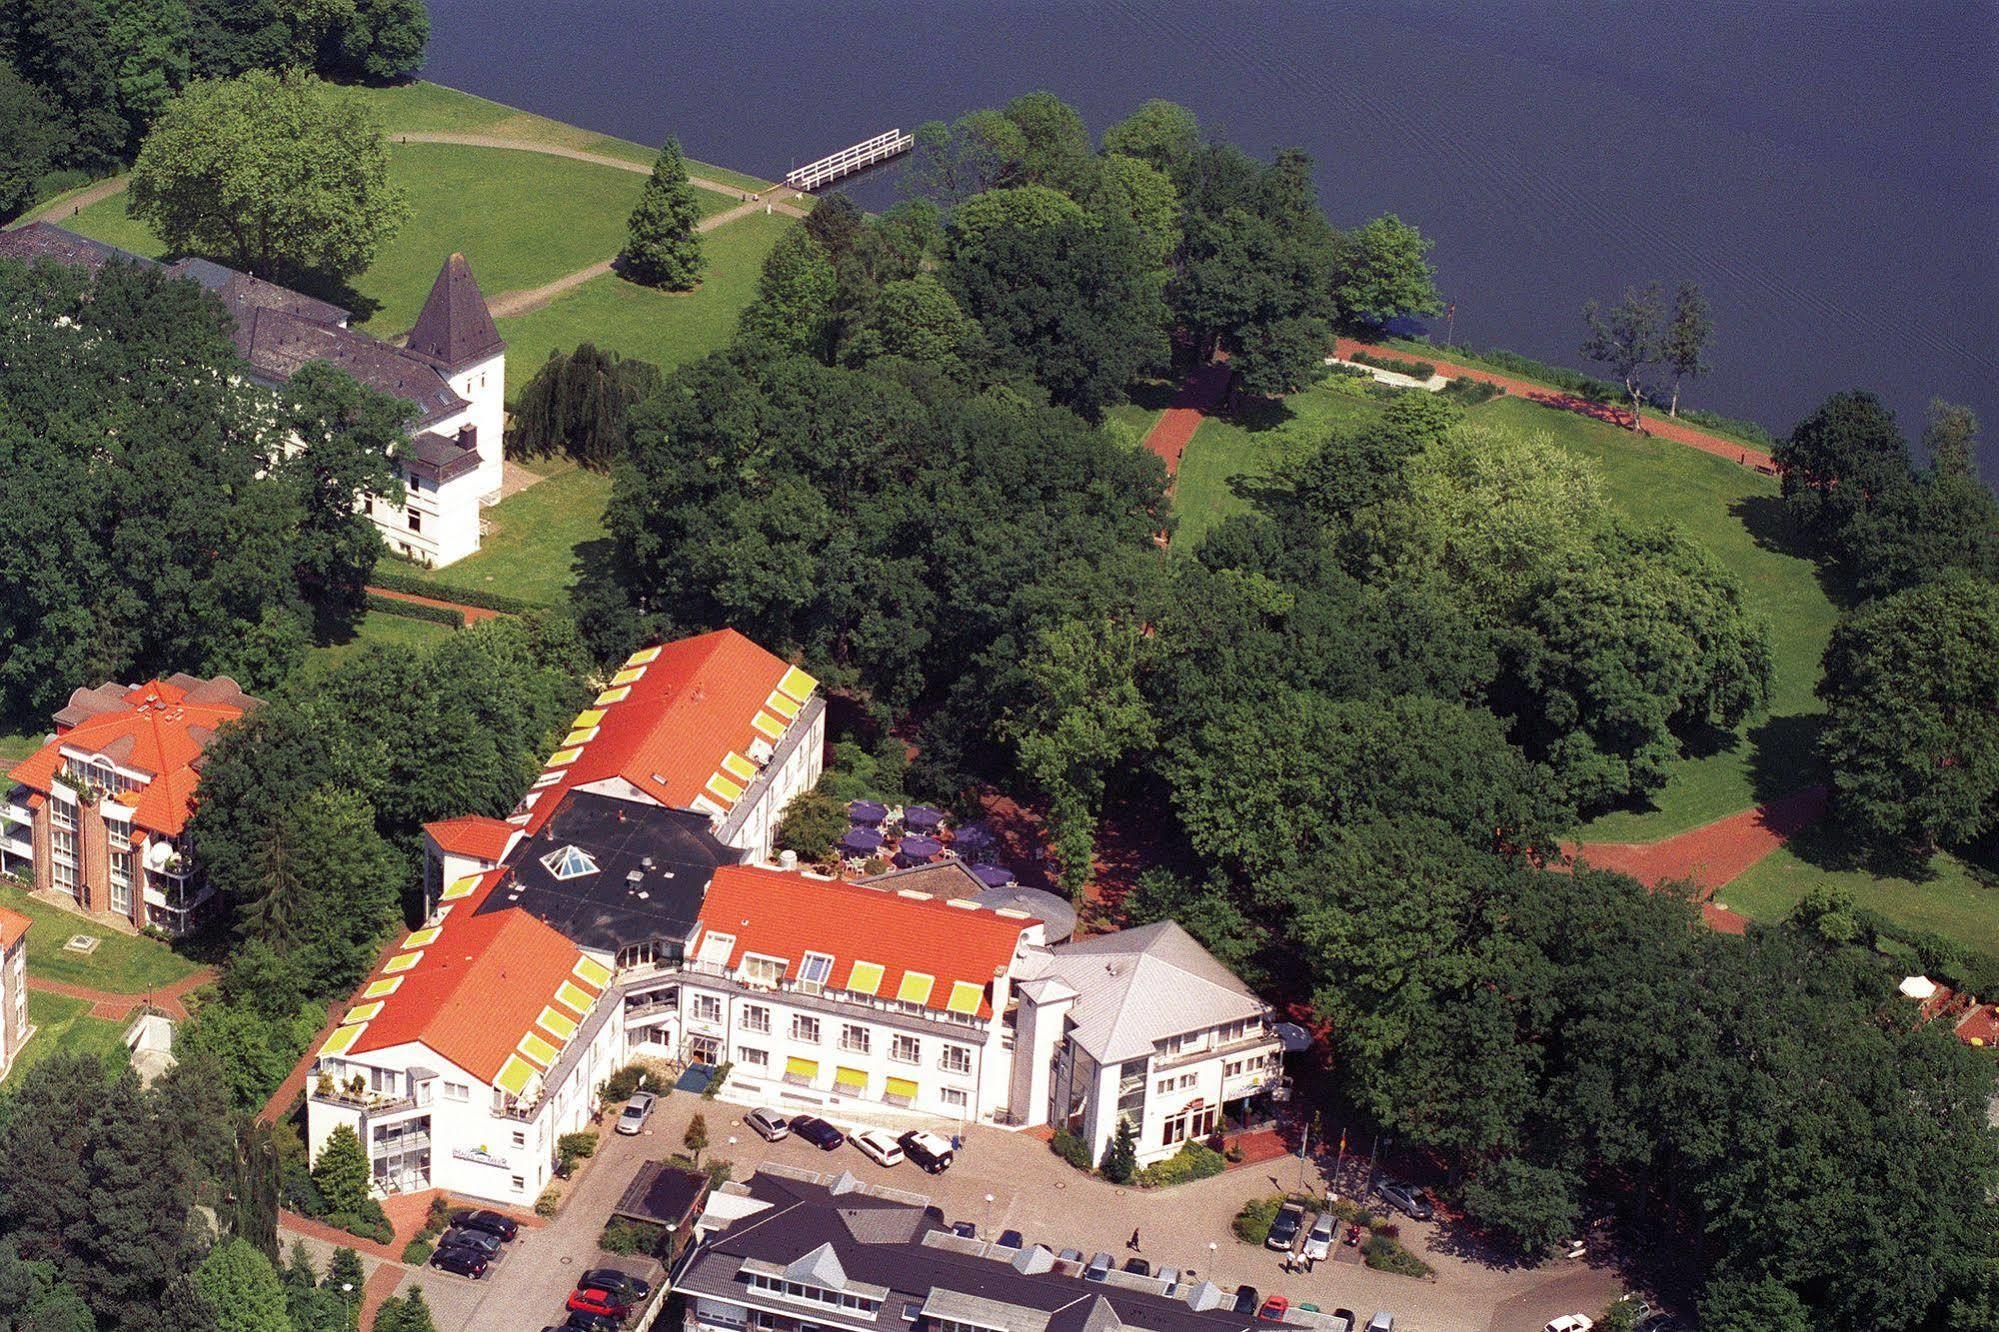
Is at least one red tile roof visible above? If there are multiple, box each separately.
[9,677,257,836]
[693,865,1037,1019]
[346,870,601,1085]
[1954,1003,1999,1049]
[423,815,517,863]
[0,907,29,951]
[518,630,806,833]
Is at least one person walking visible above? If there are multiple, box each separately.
[1127,1228,1141,1251]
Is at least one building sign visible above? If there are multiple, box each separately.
[452,1146,509,1169]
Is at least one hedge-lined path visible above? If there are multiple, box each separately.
[1334,336,1778,472]
[1568,786,1828,933]
[24,967,214,1021]
[365,585,502,623]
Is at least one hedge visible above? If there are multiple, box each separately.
[364,592,464,627]
[1233,1196,1281,1245]
[600,1218,664,1256]
[1051,1129,1094,1172]
[1363,1233,1433,1277]
[1135,1141,1228,1188]
[1351,350,1437,380]
[1439,377,1505,407]
[323,1208,394,1245]
[371,563,538,614]
[401,1239,433,1265]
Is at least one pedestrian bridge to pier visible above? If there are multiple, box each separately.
[785,129,915,191]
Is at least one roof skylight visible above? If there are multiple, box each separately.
[541,844,599,880]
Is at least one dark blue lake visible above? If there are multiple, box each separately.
[423,0,1998,466]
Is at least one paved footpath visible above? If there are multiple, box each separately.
[26,967,214,1021]
[1141,359,1234,480]
[366,585,502,624]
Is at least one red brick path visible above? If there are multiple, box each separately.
[365,585,501,624]
[1141,360,1234,479]
[25,966,214,1021]
[358,1262,406,1332]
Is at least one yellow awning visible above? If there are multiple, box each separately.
[785,1057,818,1080]
[536,1005,579,1041]
[626,646,662,666]
[440,875,479,901]
[835,1066,867,1090]
[554,980,596,1014]
[342,1001,384,1024]
[846,961,884,995]
[384,951,422,974]
[518,1032,559,1068]
[572,708,606,729]
[720,751,757,782]
[404,927,440,948]
[319,1023,365,1058]
[763,689,801,720]
[705,772,744,803]
[562,727,598,748]
[494,1053,538,1098]
[897,971,935,1005]
[776,665,818,701]
[573,955,613,988]
[595,686,631,706]
[945,981,985,1015]
[751,712,786,740]
[546,746,583,767]
[362,977,403,999]
[885,1077,918,1100]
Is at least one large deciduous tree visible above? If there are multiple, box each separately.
[190,1239,291,1332]
[621,136,704,290]
[0,62,63,218]
[1580,282,1664,427]
[322,0,429,83]
[1662,280,1713,416]
[507,343,662,471]
[1334,213,1443,328]
[1773,388,1912,560]
[128,69,408,283]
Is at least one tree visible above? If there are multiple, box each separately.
[1662,281,1712,416]
[1334,213,1443,328]
[621,137,704,290]
[1083,153,1180,265]
[0,63,62,218]
[1460,1158,1582,1257]
[506,343,661,470]
[842,274,982,376]
[682,1113,709,1165]
[279,362,409,631]
[102,0,192,146]
[1698,1276,1810,1332]
[323,1248,365,1307]
[0,0,126,168]
[1099,1118,1138,1184]
[73,1072,196,1330]
[1774,389,1913,560]
[773,786,846,862]
[309,1125,372,1217]
[372,1287,436,1332]
[1580,283,1663,427]
[1816,572,1999,851]
[1100,99,1201,182]
[903,108,1029,205]
[998,91,1094,194]
[190,1239,290,1332]
[0,1236,95,1332]
[735,229,836,359]
[323,0,429,83]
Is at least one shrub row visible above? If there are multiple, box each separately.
[1135,1140,1228,1188]
[364,592,465,627]
[323,1206,394,1245]
[1439,378,1505,407]
[371,564,540,614]
[1233,1196,1281,1246]
[600,1217,665,1256]
[1363,1233,1433,1277]
[1350,350,1437,380]
[401,1239,432,1265]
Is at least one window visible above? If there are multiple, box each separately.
[540,845,598,879]
[797,952,834,992]
[617,942,664,970]
[696,931,735,965]
[1225,1059,1243,1077]
[510,1131,526,1148]
[109,877,131,917]
[890,1034,921,1064]
[939,1044,972,1075]
[737,1046,768,1068]
[1156,1078,1173,1095]
[1161,1103,1218,1147]
[510,1175,525,1193]
[408,509,422,533]
[740,954,785,987]
[50,798,74,830]
[939,1087,969,1109]
[1179,1073,1197,1089]
[790,1014,820,1044]
[740,1004,771,1034]
[408,473,422,494]
[444,1082,468,1101]
[691,994,722,1023]
[839,1024,870,1054]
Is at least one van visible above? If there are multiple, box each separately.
[851,1129,905,1167]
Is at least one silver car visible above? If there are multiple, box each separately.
[1302,1213,1336,1261]
[746,1108,790,1141]
[615,1091,655,1135]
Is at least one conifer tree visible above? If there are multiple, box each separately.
[1099,1119,1138,1183]
[191,1238,291,1332]
[309,1125,372,1216]
[622,137,706,290]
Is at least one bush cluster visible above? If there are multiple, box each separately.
[400,1239,432,1265]
[1351,350,1437,380]
[1362,1233,1433,1277]
[1050,1129,1094,1172]
[1134,1140,1228,1187]
[600,1064,649,1103]
[322,1207,394,1245]
[1439,377,1505,407]
[600,1218,665,1256]
[1233,1196,1282,1245]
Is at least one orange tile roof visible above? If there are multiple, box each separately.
[422,815,517,863]
[0,907,29,951]
[8,677,256,836]
[693,865,1036,1019]
[517,629,808,833]
[345,870,602,1084]
[1955,1003,1999,1049]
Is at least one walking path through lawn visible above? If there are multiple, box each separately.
[365,586,502,623]
[12,175,132,227]
[1140,359,1233,480]
[26,967,214,1021]
[1569,786,1828,933]
[394,131,803,208]
[1334,336,1778,472]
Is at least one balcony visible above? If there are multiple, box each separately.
[679,959,988,1033]
[1153,1031,1281,1074]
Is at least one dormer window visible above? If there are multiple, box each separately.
[541,845,598,880]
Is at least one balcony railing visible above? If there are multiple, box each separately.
[679,959,987,1031]
[1153,1031,1282,1073]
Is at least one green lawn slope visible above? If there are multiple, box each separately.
[0,883,203,992]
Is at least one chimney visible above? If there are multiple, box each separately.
[457,423,477,450]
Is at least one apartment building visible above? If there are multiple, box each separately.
[4,675,260,936]
[0,908,29,1083]
[0,224,506,567]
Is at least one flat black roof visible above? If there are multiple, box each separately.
[616,1162,709,1229]
[476,790,738,955]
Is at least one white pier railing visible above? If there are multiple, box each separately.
[784,129,916,191]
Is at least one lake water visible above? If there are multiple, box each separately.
[423,0,1998,465]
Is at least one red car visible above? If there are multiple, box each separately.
[567,1287,634,1318]
[1257,1296,1291,1322]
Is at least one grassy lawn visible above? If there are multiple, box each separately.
[405,464,612,607]
[63,143,736,335]
[1170,379,1385,551]
[295,608,459,689]
[0,882,203,992]
[0,713,48,768]
[496,211,797,395]
[7,991,129,1085]
[338,80,772,191]
[1722,825,1999,959]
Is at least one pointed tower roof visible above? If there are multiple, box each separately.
[405,252,504,371]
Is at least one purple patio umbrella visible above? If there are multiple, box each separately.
[897,834,943,860]
[847,800,889,826]
[838,826,884,855]
[951,821,997,854]
[903,804,947,831]
[968,863,1015,888]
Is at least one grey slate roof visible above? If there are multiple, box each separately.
[0,222,155,272]
[166,257,350,330]
[404,252,505,371]
[406,429,482,481]
[1040,921,1269,1064]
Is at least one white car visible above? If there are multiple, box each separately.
[1545,1317,1595,1332]
[615,1091,655,1135]
[851,1129,905,1167]
[1301,1213,1336,1261]
[745,1108,790,1142]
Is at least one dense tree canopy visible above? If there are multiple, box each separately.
[508,342,662,471]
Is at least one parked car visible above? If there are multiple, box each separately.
[569,1287,637,1318]
[789,1115,846,1150]
[1085,1252,1113,1282]
[1122,1257,1151,1276]
[1258,1296,1291,1322]
[1333,1310,1359,1332]
[577,1270,652,1303]
[1365,1313,1394,1332]
[746,1108,790,1142]
[1058,1247,1084,1264]
[1302,1213,1336,1262]
[437,1227,503,1257]
[852,1129,905,1167]
[428,1246,488,1279]
[565,1313,619,1332]
[1266,1200,1307,1250]
[1233,1286,1260,1315]
[1544,1318,1594,1332]
[616,1091,656,1135]
[898,1129,955,1173]
[1156,1266,1181,1294]
[997,1229,1026,1250]
[1376,1179,1433,1222]
[448,1208,518,1241]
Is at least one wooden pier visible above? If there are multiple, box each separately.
[784,129,915,191]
